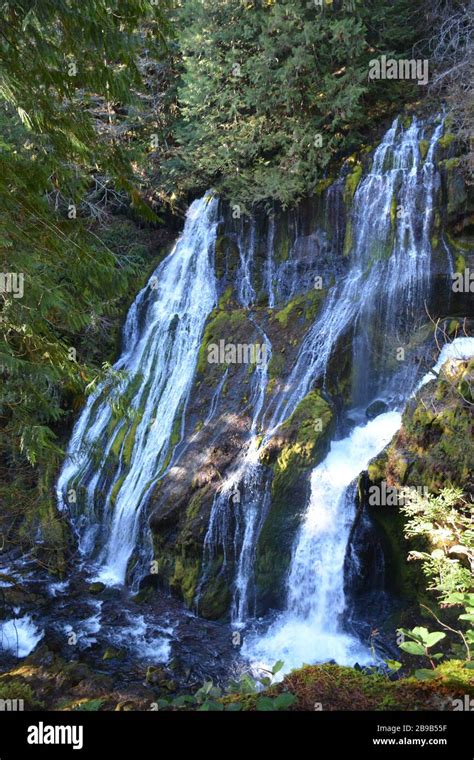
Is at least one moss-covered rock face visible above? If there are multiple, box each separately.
[273,290,324,329]
[362,356,474,605]
[146,191,344,619]
[151,480,216,612]
[196,559,232,619]
[374,357,473,493]
[147,273,337,619]
[254,391,335,611]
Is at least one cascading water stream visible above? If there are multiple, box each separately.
[196,314,273,623]
[230,318,272,624]
[237,218,257,308]
[244,337,474,672]
[243,412,402,670]
[56,194,219,586]
[198,117,446,629]
[268,116,443,430]
[264,214,276,309]
[240,117,452,668]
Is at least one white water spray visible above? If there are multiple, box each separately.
[57,194,219,585]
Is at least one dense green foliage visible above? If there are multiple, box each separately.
[0,1,171,550]
[166,0,424,206]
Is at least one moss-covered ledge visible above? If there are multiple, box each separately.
[254,390,335,612]
[360,355,474,606]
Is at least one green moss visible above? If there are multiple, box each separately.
[314,178,333,195]
[255,391,334,609]
[110,422,127,459]
[275,300,299,329]
[238,660,474,712]
[369,497,423,600]
[215,234,240,281]
[170,556,201,607]
[418,139,429,161]
[446,233,472,252]
[150,485,217,613]
[274,290,323,329]
[0,679,44,709]
[197,559,232,619]
[197,308,249,375]
[122,409,144,466]
[279,390,333,454]
[344,164,363,204]
[268,351,285,379]
[278,227,291,262]
[438,132,456,150]
[186,488,207,521]
[169,411,182,448]
[367,450,388,483]
[218,286,233,308]
[343,219,353,256]
[443,157,461,171]
[105,411,122,442]
[455,254,466,274]
[390,193,397,226]
[109,474,125,507]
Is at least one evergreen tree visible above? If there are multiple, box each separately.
[166,0,424,206]
[0,1,171,553]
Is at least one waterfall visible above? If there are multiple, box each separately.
[236,217,257,308]
[241,118,450,669]
[244,336,474,672]
[243,412,401,670]
[56,194,219,586]
[264,214,276,308]
[269,116,443,429]
[56,113,446,639]
[197,318,272,623]
[197,117,445,626]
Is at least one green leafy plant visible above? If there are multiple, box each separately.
[400,487,473,601]
[397,626,446,671]
[156,661,295,712]
[385,660,402,673]
[444,593,474,659]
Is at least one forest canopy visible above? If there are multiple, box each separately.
[165,0,426,205]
